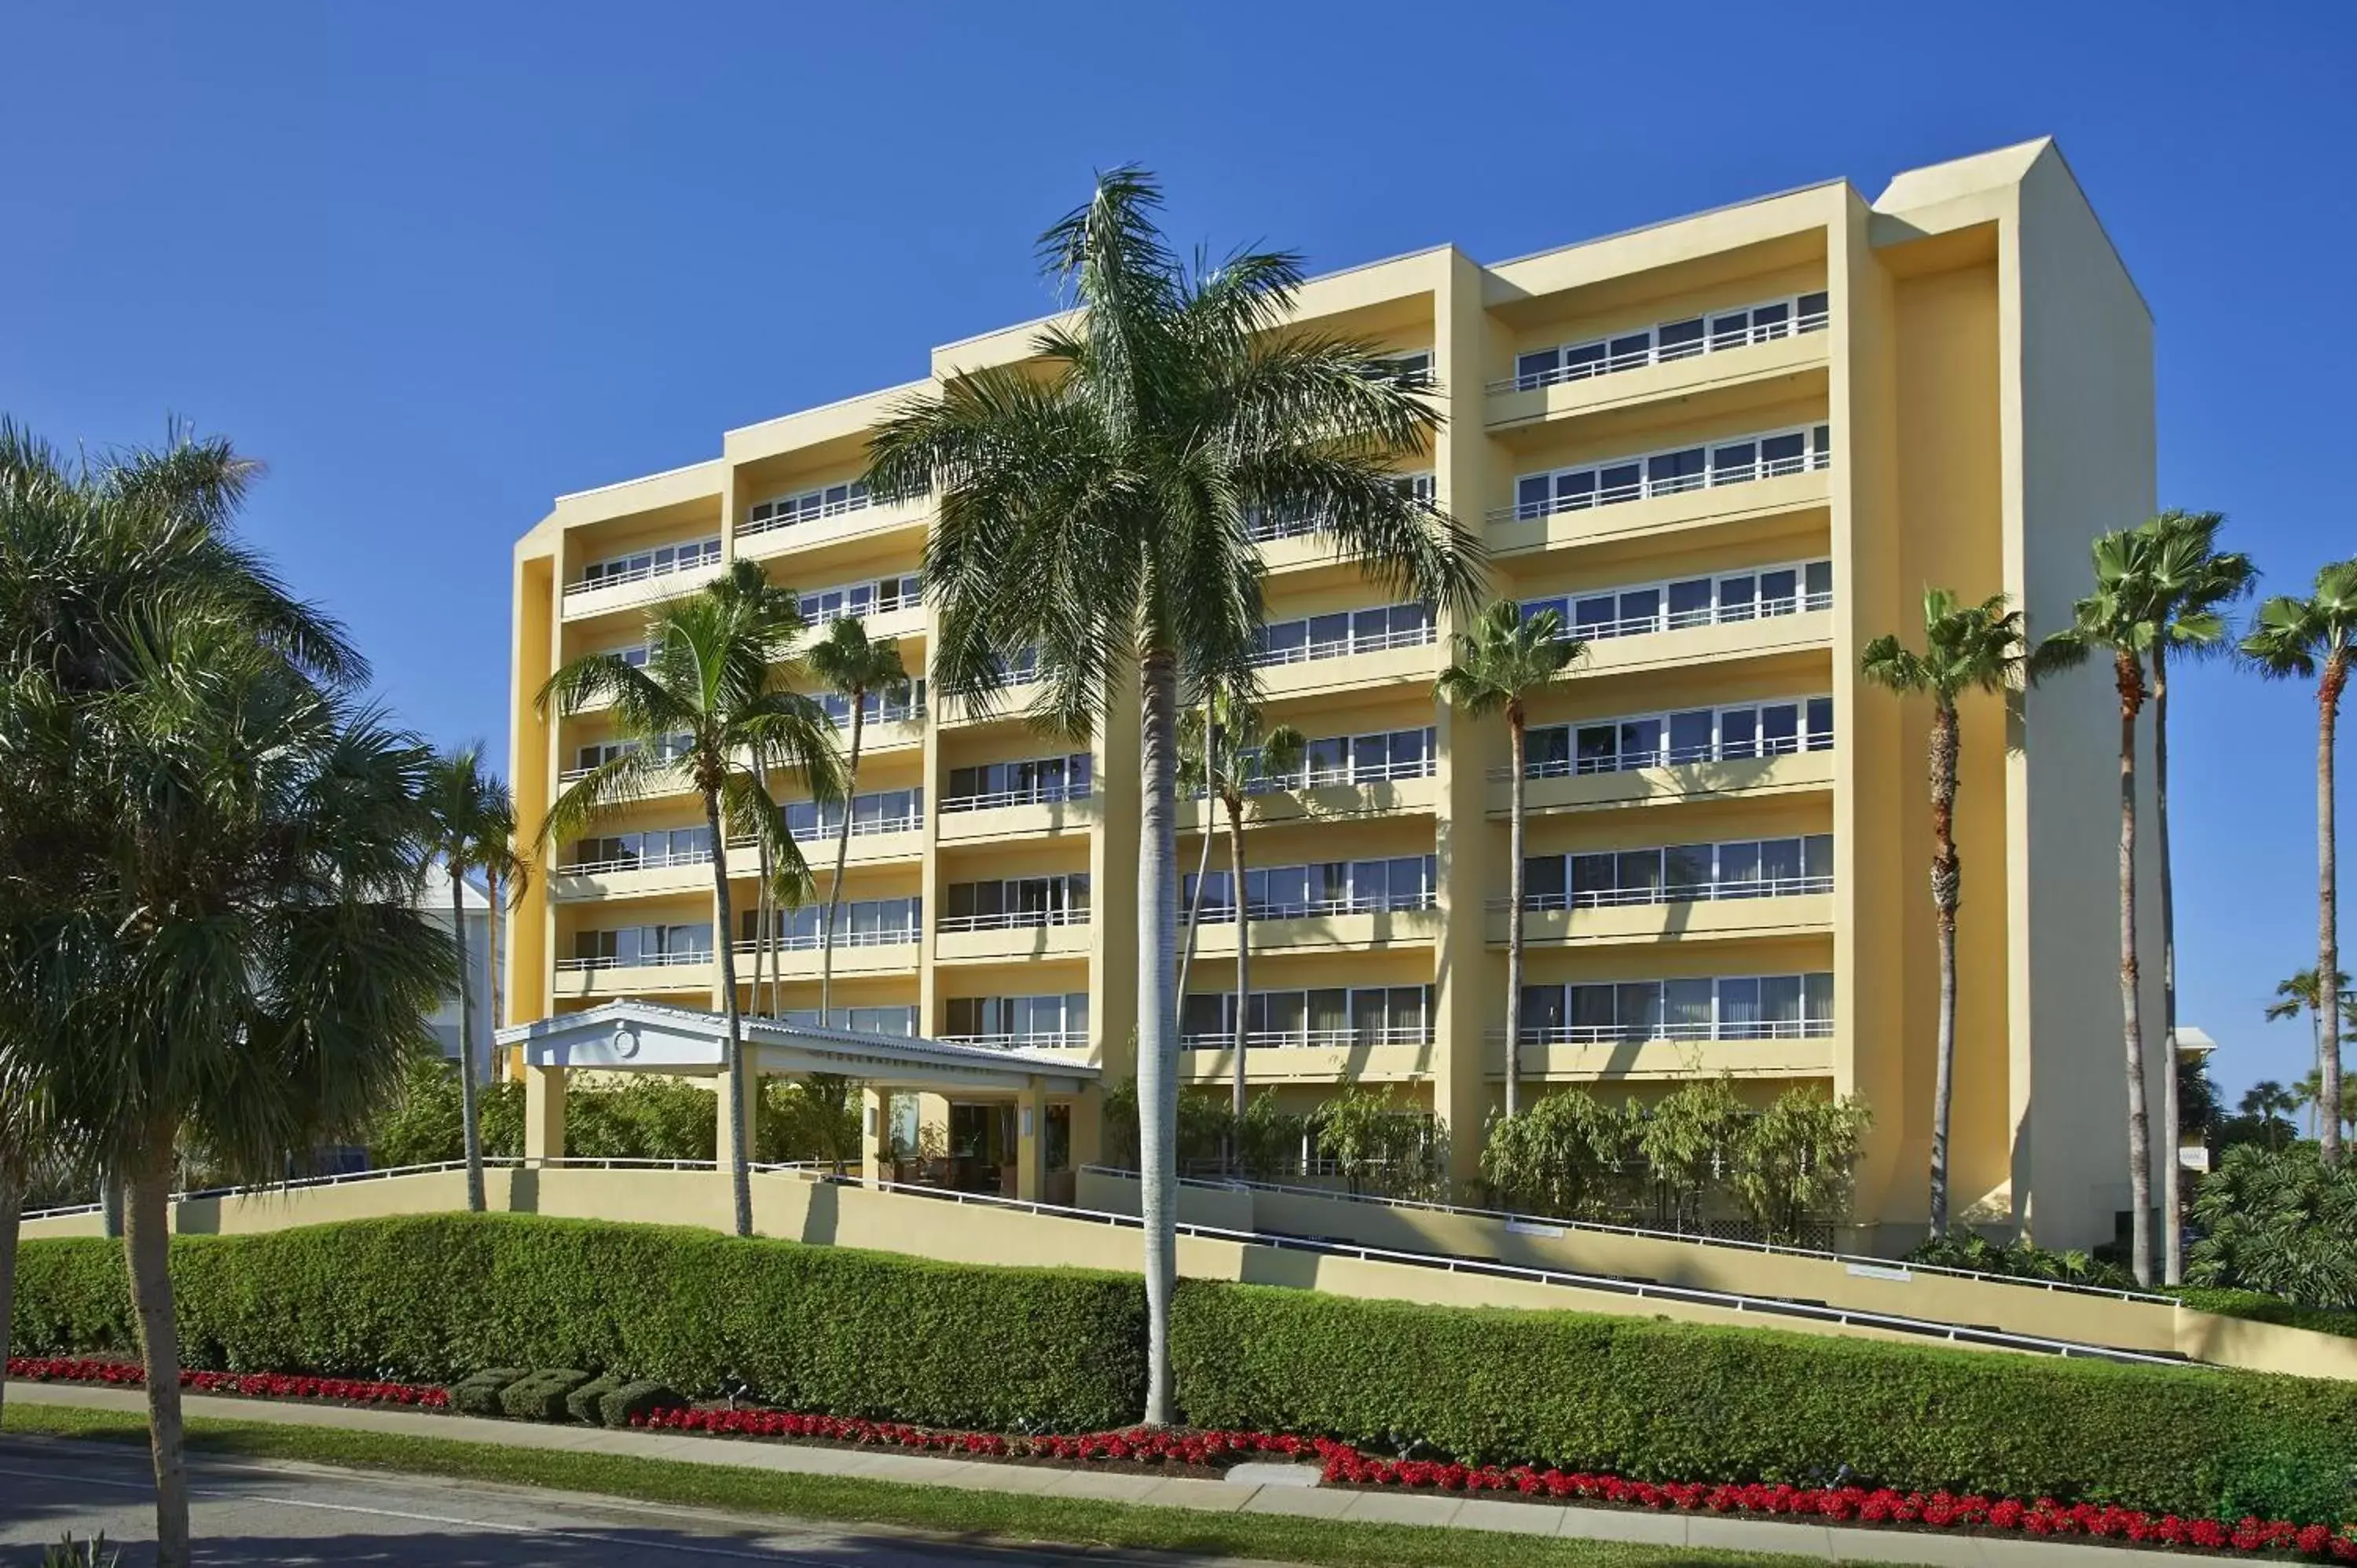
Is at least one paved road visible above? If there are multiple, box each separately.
[0,1435,1251,1567]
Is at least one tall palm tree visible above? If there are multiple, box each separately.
[539,559,842,1236]
[1860,589,2053,1240]
[2239,1080,2300,1151]
[2292,1064,2357,1143]
[2242,559,2357,1167]
[2042,527,2168,1286]
[1177,676,1303,1123]
[2134,511,2255,1281]
[1437,600,1585,1120]
[864,169,1479,1423]
[0,423,441,1568]
[806,616,909,1017]
[421,744,528,1212]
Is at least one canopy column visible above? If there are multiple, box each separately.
[860,1087,892,1185]
[523,1064,566,1163]
[1015,1076,1050,1203]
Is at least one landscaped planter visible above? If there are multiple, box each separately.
[8,1356,449,1409]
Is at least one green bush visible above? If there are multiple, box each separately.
[449,1368,528,1416]
[499,1368,590,1422]
[1168,1280,2357,1522]
[10,1212,1145,1432]
[2190,1145,2357,1308]
[600,1378,686,1428]
[1906,1230,2139,1292]
[566,1372,624,1424]
[2168,1286,2357,1342]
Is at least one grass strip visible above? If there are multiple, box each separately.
[2,1401,1802,1568]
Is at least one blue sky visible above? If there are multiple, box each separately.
[4,2,2351,1101]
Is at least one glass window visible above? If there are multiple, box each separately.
[1574,593,1618,634]
[1528,726,1571,773]
[1598,463,1643,504]
[1761,432,1807,474]
[1710,311,1750,350]
[1804,560,1834,603]
[1718,977,1762,1038]
[1569,984,1617,1033]
[1806,697,1836,750]
[1522,985,1566,1034]
[1570,852,1615,904]
[1616,982,1663,1040]
[1718,707,1758,758]
[1719,573,1758,619]
[1618,717,1663,768]
[1575,724,1618,772]
[1804,972,1836,1025]
[1657,317,1706,359]
[1564,341,1609,377]
[1752,301,1791,339]
[1667,577,1713,628]
[1712,441,1758,483]
[1526,855,1567,903]
[1761,702,1802,755]
[1647,447,1707,495]
[1720,839,1761,891]
[1616,849,1663,901]
[1760,568,1799,610]
[1517,474,1552,515]
[1759,837,1803,888]
[1761,976,1804,1031]
[1666,978,1715,1035]
[1516,349,1558,389]
[1669,709,1715,764]
[1803,833,1834,881]
[1618,587,1661,630]
[1523,595,1570,631]
[1556,469,1599,508]
[1799,291,1829,327]
[1664,844,1713,894]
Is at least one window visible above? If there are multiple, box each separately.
[745,478,871,534]
[800,573,922,625]
[1527,833,1832,908]
[1525,698,1833,779]
[1508,291,1831,392]
[563,922,713,970]
[742,896,920,949]
[574,536,721,592]
[1510,425,1830,522]
[946,993,1090,1045]
[942,754,1094,810]
[1262,727,1434,791]
[1182,985,1431,1047]
[819,677,927,727]
[944,874,1091,930]
[783,787,922,838]
[566,825,713,872]
[1516,973,1835,1042]
[784,1006,917,1037]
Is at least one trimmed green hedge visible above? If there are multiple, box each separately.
[1168,1281,2357,1522]
[9,1213,1145,1433]
[2169,1287,2357,1342]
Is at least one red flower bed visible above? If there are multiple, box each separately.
[15,1354,2354,1559]
[8,1355,449,1409]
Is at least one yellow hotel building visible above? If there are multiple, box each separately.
[508,138,2164,1252]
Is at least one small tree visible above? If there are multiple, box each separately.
[1636,1075,1744,1233]
[806,617,908,1017]
[420,743,527,1214]
[1312,1085,1443,1196]
[1728,1086,1873,1247]
[1479,1088,1633,1220]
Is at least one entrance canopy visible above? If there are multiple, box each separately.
[495,999,1098,1096]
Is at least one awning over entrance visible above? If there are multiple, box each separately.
[494,999,1098,1096]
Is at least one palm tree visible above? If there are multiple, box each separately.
[2133,511,2255,1281]
[421,744,528,1211]
[2267,967,2352,1138]
[1177,676,1304,1125]
[2240,1080,2300,1151]
[2242,559,2357,1167]
[1860,589,2052,1240]
[1437,600,1585,1120]
[806,616,909,1017]
[2042,527,2169,1286]
[539,559,842,1236]
[864,169,1479,1423]
[2292,1064,2357,1143]
[0,423,444,1568]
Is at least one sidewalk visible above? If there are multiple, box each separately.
[8,1381,2242,1568]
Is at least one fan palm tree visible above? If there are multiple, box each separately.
[2267,968,2352,1137]
[2292,1064,2357,1143]
[1860,588,2055,1240]
[863,168,1480,1423]
[538,559,842,1236]
[2239,1080,2300,1151]
[2242,559,2357,1167]
[2132,511,2256,1280]
[1177,676,1304,1124]
[806,616,910,1016]
[421,743,528,1212]
[1436,600,1585,1120]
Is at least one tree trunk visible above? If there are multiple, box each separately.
[1927,699,1961,1241]
[1227,792,1250,1125]
[2320,654,2346,1168]
[101,1167,123,1239]
[1505,709,1527,1120]
[2115,651,2153,1288]
[1136,649,1180,1426]
[706,793,753,1237]
[0,1172,21,1425]
[126,1151,190,1568]
[453,869,485,1212]
[822,698,865,1017]
[2151,642,2183,1280]
[1175,820,1215,1028]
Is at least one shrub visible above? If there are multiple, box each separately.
[1168,1280,2357,1522]
[2168,1287,2357,1342]
[2189,1145,2357,1308]
[10,1212,1145,1432]
[449,1368,527,1416]
[499,1368,590,1422]
[1906,1230,2139,1292]
[565,1372,624,1424]
[600,1378,685,1428]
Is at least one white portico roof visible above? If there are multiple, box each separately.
[493,1000,1098,1096]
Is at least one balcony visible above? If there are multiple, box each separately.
[551,952,713,1000]
[935,782,1094,844]
[1177,1029,1435,1084]
[938,1031,1091,1053]
[1499,1028,1836,1082]
[1486,304,1830,432]
[735,487,927,561]
[560,540,725,620]
[724,819,925,874]
[552,845,716,902]
[731,929,918,980]
[1182,896,1442,956]
[1488,449,1830,559]
[1497,746,1835,816]
[1252,621,1437,699]
[1490,883,1835,947]
[1182,764,1439,831]
[934,907,1094,964]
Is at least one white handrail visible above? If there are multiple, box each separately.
[1499,730,1833,782]
[1185,892,1437,925]
[563,552,723,597]
[739,491,876,539]
[937,908,1091,932]
[733,929,918,954]
[1502,1018,1835,1046]
[1248,757,1434,793]
[555,948,712,973]
[1250,621,1435,667]
[1486,308,1831,395]
[937,1031,1090,1051]
[561,846,716,877]
[940,782,1091,814]
[1545,589,1834,643]
[1488,448,1830,525]
[1494,874,1833,912]
[1181,1026,1431,1051]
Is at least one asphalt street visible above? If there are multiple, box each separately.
[0,1435,1251,1566]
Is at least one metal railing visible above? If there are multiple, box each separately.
[739,491,877,539]
[1503,1017,1835,1046]
[937,1031,1091,1051]
[1181,1025,1431,1051]
[937,907,1091,933]
[563,551,723,598]
[1552,588,1833,643]
[1489,447,1830,526]
[1246,756,1434,794]
[1080,1165,2175,1306]
[555,947,713,973]
[1250,621,1435,667]
[733,928,918,954]
[561,845,715,877]
[940,781,1091,814]
[1185,891,1437,925]
[1508,730,1832,782]
[1486,308,1831,395]
[1495,874,1832,913]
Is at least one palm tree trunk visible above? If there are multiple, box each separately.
[822,699,865,1017]
[2115,652,2153,1288]
[0,1171,21,1425]
[2151,643,2182,1280]
[1136,648,1180,1427]
[1175,823,1215,1024]
[125,1149,191,1568]
[1227,793,1251,1125]
[706,793,753,1237]
[2319,654,2346,1167]
[1505,710,1527,1120]
[452,869,485,1212]
[1927,699,1961,1240]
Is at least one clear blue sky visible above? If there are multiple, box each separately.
[4,2,2351,1102]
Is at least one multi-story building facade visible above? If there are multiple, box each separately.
[508,138,2162,1251]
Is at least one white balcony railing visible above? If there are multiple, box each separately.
[1244,756,1435,795]
[1186,891,1437,925]
[1490,447,1829,526]
[937,908,1091,933]
[1507,730,1832,782]
[1249,622,1435,668]
[739,490,876,540]
[561,846,716,877]
[940,1031,1091,1052]
[940,781,1091,814]
[1505,1017,1833,1046]
[732,929,918,954]
[1182,1026,1432,1052]
[1486,307,1829,396]
[1548,588,1833,643]
[562,543,724,598]
[556,949,712,974]
[1494,874,1833,914]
